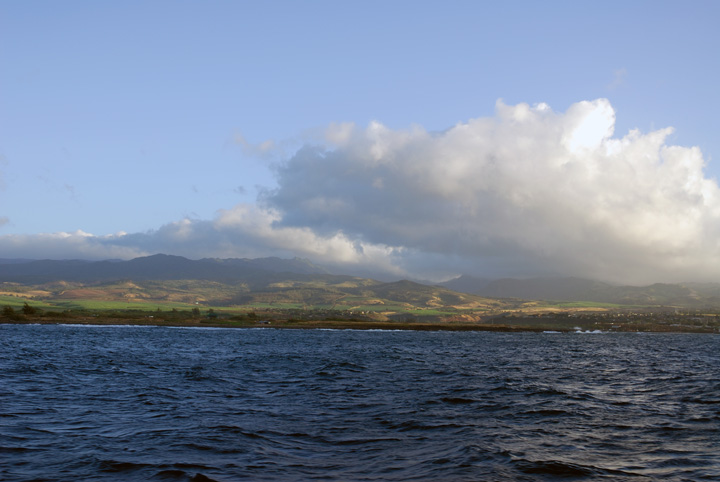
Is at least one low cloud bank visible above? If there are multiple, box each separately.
[2,99,719,284]
[0,209,407,279]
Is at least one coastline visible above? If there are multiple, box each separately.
[2,317,718,333]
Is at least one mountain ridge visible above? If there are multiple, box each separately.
[3,255,720,309]
[0,254,331,284]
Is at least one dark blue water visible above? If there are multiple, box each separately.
[1,325,718,481]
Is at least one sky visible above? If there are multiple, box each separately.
[2,0,720,284]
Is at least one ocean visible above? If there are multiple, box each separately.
[1,324,718,481]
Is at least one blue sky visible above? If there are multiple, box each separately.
[2,1,720,283]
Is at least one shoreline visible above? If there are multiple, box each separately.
[2,318,717,334]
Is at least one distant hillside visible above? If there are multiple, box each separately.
[0,254,330,284]
[438,274,491,294]
[0,255,505,317]
[441,275,720,308]
[0,258,39,265]
[5,255,720,310]
[362,280,500,308]
[480,277,615,301]
[200,256,331,275]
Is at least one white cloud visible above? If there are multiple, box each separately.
[212,204,406,275]
[0,208,407,277]
[0,231,147,260]
[563,99,615,152]
[2,99,718,284]
[234,133,278,158]
[265,99,720,284]
[607,68,627,90]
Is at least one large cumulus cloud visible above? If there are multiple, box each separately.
[2,99,718,284]
[264,99,720,283]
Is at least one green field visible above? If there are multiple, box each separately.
[0,295,57,310]
[543,300,630,309]
[50,299,199,311]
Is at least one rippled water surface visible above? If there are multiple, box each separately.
[1,325,719,481]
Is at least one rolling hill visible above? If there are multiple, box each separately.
[0,255,503,316]
[4,255,720,313]
[439,275,720,308]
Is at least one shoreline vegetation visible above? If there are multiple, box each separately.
[2,306,719,333]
